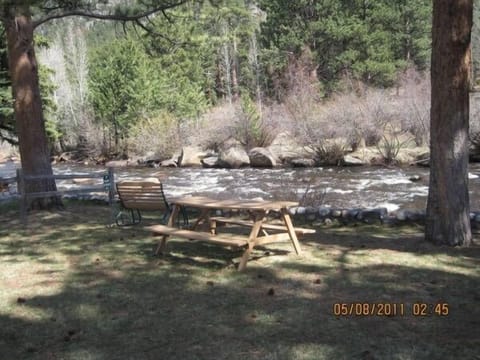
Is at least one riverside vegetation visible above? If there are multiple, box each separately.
[0,0,480,165]
[2,0,480,167]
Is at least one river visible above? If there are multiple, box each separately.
[3,161,480,212]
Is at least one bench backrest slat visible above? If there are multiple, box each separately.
[116,181,169,211]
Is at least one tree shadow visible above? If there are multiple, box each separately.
[1,203,479,359]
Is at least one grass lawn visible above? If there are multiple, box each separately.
[0,200,479,360]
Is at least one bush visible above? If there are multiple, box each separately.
[395,68,430,146]
[233,96,277,150]
[194,99,284,152]
[470,93,480,153]
[128,112,181,160]
[193,103,237,151]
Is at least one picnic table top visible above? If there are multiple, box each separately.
[169,195,299,211]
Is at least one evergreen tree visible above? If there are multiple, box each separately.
[0,1,188,209]
[258,0,431,91]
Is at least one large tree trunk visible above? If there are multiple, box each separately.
[426,0,473,246]
[4,8,62,210]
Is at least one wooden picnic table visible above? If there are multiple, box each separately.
[147,196,315,270]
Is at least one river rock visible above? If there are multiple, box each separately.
[346,208,362,220]
[296,206,306,215]
[106,160,130,167]
[218,147,250,168]
[409,175,422,182]
[331,209,343,218]
[268,132,310,165]
[306,213,316,221]
[358,208,388,223]
[160,159,177,167]
[395,209,423,221]
[407,209,426,222]
[290,158,315,167]
[342,155,364,166]
[415,151,430,167]
[318,207,331,217]
[304,206,316,215]
[201,156,220,168]
[395,209,408,221]
[135,151,156,165]
[382,216,397,225]
[248,147,278,167]
[178,146,211,167]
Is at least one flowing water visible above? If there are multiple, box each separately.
[3,161,480,211]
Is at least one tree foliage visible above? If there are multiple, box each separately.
[0,0,189,210]
[0,24,57,146]
[258,0,431,92]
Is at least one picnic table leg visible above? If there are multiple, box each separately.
[247,210,269,236]
[238,243,254,271]
[154,234,170,255]
[167,204,180,226]
[281,208,303,255]
[190,208,210,230]
[238,211,265,271]
[155,204,181,255]
[210,218,217,235]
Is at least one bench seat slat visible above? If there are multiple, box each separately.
[123,203,168,211]
[147,225,248,247]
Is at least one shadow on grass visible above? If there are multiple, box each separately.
[1,202,479,359]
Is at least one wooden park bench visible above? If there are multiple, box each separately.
[116,180,175,226]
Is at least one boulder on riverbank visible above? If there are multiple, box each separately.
[201,156,220,168]
[106,160,131,167]
[342,155,364,166]
[217,147,250,168]
[178,146,211,167]
[290,158,315,167]
[268,132,312,165]
[160,159,178,167]
[248,147,278,167]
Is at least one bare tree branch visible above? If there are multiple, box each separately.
[32,1,189,29]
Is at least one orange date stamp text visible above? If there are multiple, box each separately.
[332,302,449,317]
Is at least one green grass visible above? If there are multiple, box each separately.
[0,201,479,360]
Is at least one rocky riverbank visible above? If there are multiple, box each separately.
[105,131,433,169]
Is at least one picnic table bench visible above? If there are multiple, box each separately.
[209,216,316,235]
[147,224,249,247]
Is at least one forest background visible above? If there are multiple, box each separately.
[1,0,480,166]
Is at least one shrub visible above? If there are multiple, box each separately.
[376,126,413,165]
[233,96,277,150]
[193,103,237,151]
[194,99,284,152]
[128,112,181,160]
[470,93,480,153]
[396,68,430,146]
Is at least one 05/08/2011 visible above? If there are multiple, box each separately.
[332,303,449,317]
